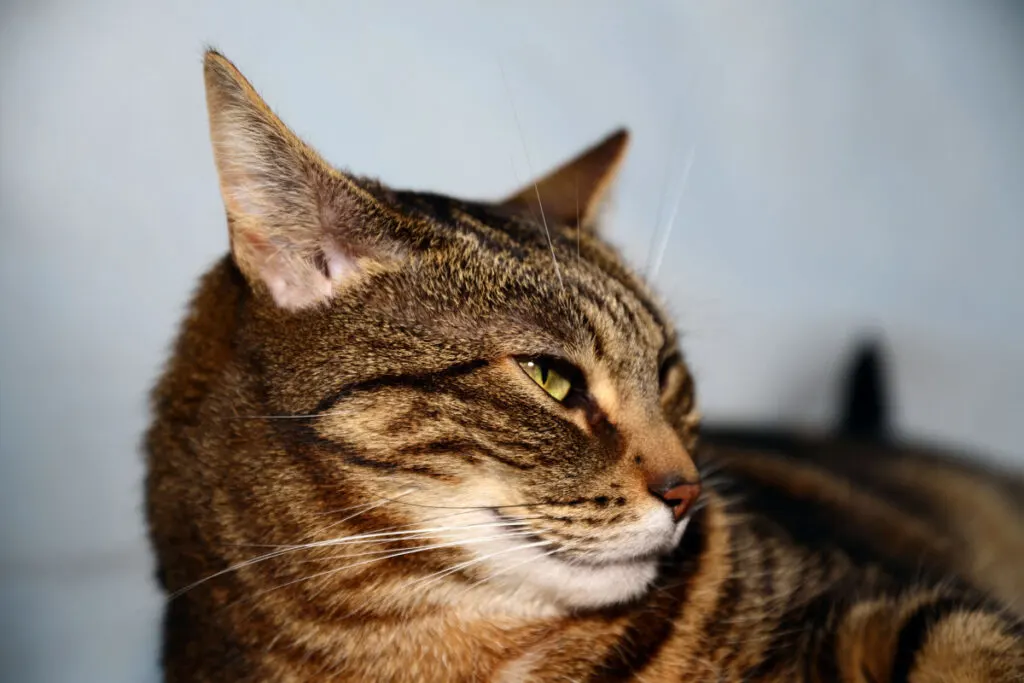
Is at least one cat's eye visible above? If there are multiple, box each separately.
[518,358,575,402]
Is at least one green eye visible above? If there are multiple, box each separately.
[518,359,573,402]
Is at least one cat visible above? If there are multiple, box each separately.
[145,50,1024,682]
[701,341,1024,619]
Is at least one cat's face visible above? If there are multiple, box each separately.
[203,51,702,609]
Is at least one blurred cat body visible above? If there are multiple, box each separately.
[145,51,1024,682]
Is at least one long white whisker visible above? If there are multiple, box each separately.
[301,526,536,558]
[649,146,696,282]
[169,545,317,601]
[576,173,581,265]
[228,513,550,550]
[644,101,689,276]
[283,521,531,550]
[227,413,323,420]
[362,492,555,511]
[308,489,414,537]
[243,537,547,604]
[300,532,542,603]
[476,545,565,585]
[169,521,529,600]
[409,539,553,590]
[298,530,541,566]
[498,61,563,290]
[645,146,677,275]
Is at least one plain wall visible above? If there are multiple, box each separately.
[1,1,1022,681]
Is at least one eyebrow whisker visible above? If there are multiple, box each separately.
[497,59,564,292]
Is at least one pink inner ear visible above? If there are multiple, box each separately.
[263,265,333,311]
[234,230,352,311]
[262,239,363,311]
[322,240,361,283]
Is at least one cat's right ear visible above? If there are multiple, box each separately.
[500,129,629,233]
[203,50,397,311]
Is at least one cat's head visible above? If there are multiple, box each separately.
[194,51,702,610]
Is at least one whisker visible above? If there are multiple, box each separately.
[300,532,543,603]
[575,173,581,264]
[645,138,679,276]
[169,545,304,601]
[240,537,549,606]
[363,492,559,511]
[644,100,690,277]
[409,539,553,590]
[288,521,531,550]
[308,489,414,537]
[225,404,359,421]
[497,61,563,290]
[410,509,548,527]
[299,524,533,553]
[224,513,550,550]
[297,530,541,566]
[649,145,695,282]
[169,521,530,599]
[473,544,565,586]
[226,413,321,420]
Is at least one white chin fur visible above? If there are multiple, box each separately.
[489,547,659,608]
[479,508,689,610]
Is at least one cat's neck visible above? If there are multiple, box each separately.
[244,582,566,681]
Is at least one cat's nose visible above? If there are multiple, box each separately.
[648,475,701,522]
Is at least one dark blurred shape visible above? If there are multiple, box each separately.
[839,341,889,441]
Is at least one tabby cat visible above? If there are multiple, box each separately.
[146,51,1024,682]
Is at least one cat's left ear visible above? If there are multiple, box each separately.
[500,129,629,231]
[203,49,406,311]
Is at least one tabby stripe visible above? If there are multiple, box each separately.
[740,540,778,673]
[281,422,455,481]
[718,539,778,674]
[810,594,842,682]
[758,538,777,610]
[586,247,670,337]
[449,205,530,260]
[339,452,452,480]
[588,508,708,682]
[574,274,653,349]
[574,275,636,332]
[313,359,488,415]
[889,598,964,683]
[609,291,648,342]
[696,533,744,666]
[742,573,841,680]
[721,473,924,582]
[573,303,607,360]
[397,438,536,471]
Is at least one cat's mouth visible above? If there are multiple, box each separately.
[561,517,690,568]
[467,508,681,609]
[489,509,688,569]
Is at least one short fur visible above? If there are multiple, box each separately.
[146,51,1024,682]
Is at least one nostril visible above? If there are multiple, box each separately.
[648,476,701,522]
[648,474,684,500]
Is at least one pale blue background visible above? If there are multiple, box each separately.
[1,1,1022,680]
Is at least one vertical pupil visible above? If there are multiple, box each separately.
[540,364,549,383]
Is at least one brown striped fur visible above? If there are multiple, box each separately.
[145,51,1024,682]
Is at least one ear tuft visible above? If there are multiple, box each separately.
[501,128,630,232]
[202,50,370,310]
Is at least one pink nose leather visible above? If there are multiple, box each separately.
[648,479,701,521]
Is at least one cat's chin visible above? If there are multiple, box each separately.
[479,512,689,610]
[494,548,660,609]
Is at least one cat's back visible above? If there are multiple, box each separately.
[702,426,1024,612]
